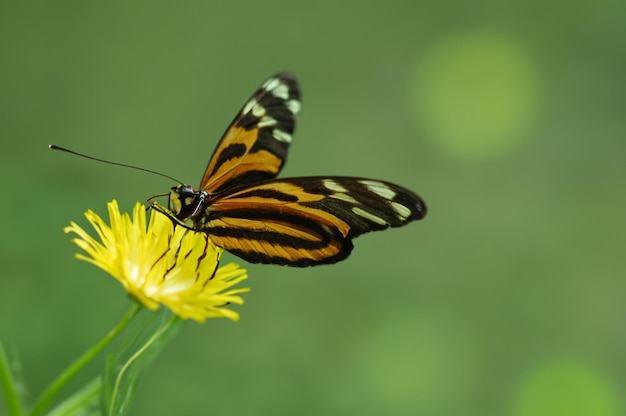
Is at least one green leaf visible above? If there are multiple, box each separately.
[0,342,25,416]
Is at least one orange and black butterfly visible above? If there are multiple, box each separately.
[156,72,427,267]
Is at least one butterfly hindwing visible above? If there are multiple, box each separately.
[199,177,427,266]
[198,72,301,194]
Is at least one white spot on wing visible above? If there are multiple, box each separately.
[263,77,280,91]
[352,207,388,226]
[257,116,277,128]
[391,201,412,220]
[272,83,290,100]
[272,129,292,143]
[286,99,302,114]
[251,103,266,117]
[331,193,359,204]
[242,98,257,115]
[324,180,359,203]
[360,180,397,199]
[323,179,348,193]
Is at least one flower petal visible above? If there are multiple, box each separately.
[65,200,249,322]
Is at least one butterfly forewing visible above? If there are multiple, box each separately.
[198,73,301,194]
[201,177,427,266]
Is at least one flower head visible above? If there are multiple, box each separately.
[65,200,249,322]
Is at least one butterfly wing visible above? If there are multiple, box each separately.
[202,177,427,267]
[199,72,301,194]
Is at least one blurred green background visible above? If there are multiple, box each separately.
[1,1,625,415]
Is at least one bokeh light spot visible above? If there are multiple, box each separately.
[346,309,477,413]
[513,359,621,416]
[409,32,540,161]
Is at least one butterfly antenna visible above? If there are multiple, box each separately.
[146,192,170,203]
[49,144,184,184]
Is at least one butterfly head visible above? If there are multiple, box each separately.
[169,185,208,225]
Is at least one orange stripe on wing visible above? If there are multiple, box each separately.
[208,233,349,266]
[200,127,282,190]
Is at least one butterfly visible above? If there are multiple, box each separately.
[154,72,427,267]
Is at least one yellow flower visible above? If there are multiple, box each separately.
[64,200,249,322]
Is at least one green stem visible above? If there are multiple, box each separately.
[108,315,179,416]
[31,303,141,416]
[0,342,25,416]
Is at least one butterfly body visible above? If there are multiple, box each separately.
[157,73,427,267]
